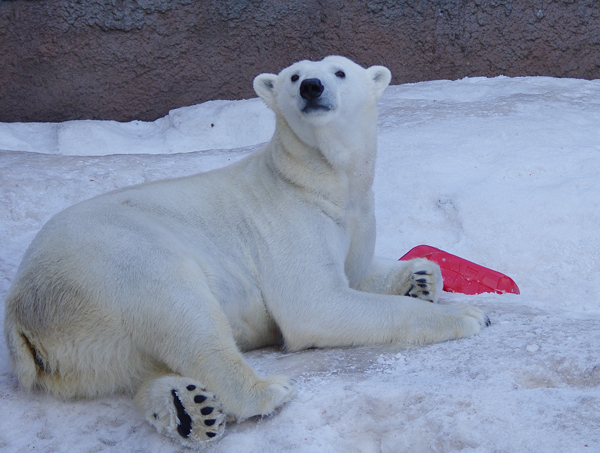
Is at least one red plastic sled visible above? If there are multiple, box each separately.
[399,245,519,295]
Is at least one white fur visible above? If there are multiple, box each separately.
[4,56,488,448]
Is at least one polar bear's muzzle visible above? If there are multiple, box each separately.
[300,78,334,114]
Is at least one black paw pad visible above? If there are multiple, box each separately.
[200,406,214,416]
[194,395,207,404]
[171,390,192,438]
[186,385,196,391]
[204,419,216,426]
[485,316,491,327]
[206,432,217,438]
[414,270,428,275]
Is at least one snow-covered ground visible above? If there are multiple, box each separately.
[1,76,599,452]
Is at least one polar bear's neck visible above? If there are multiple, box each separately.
[266,115,377,204]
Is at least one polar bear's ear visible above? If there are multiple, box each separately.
[367,66,392,99]
[253,73,278,107]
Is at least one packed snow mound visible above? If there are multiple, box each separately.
[0,98,275,155]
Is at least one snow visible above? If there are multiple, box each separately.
[1,75,599,452]
[0,98,274,156]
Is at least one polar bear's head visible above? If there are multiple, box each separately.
[253,56,391,152]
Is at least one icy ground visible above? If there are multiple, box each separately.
[1,76,599,452]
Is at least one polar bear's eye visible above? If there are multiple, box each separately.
[291,74,299,82]
[335,71,346,78]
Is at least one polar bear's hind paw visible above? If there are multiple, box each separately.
[172,384,225,442]
[174,385,224,442]
[170,387,223,440]
[143,379,226,446]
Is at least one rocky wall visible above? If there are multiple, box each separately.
[1,0,599,122]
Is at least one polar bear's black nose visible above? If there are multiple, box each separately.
[300,78,324,100]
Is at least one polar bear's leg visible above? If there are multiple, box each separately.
[133,282,295,430]
[268,246,488,351]
[279,288,489,352]
[135,374,226,447]
[161,335,295,423]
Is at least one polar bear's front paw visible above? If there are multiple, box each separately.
[138,377,226,447]
[400,259,443,303]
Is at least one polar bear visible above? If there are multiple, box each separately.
[4,56,489,448]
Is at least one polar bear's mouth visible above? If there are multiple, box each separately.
[302,103,333,114]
